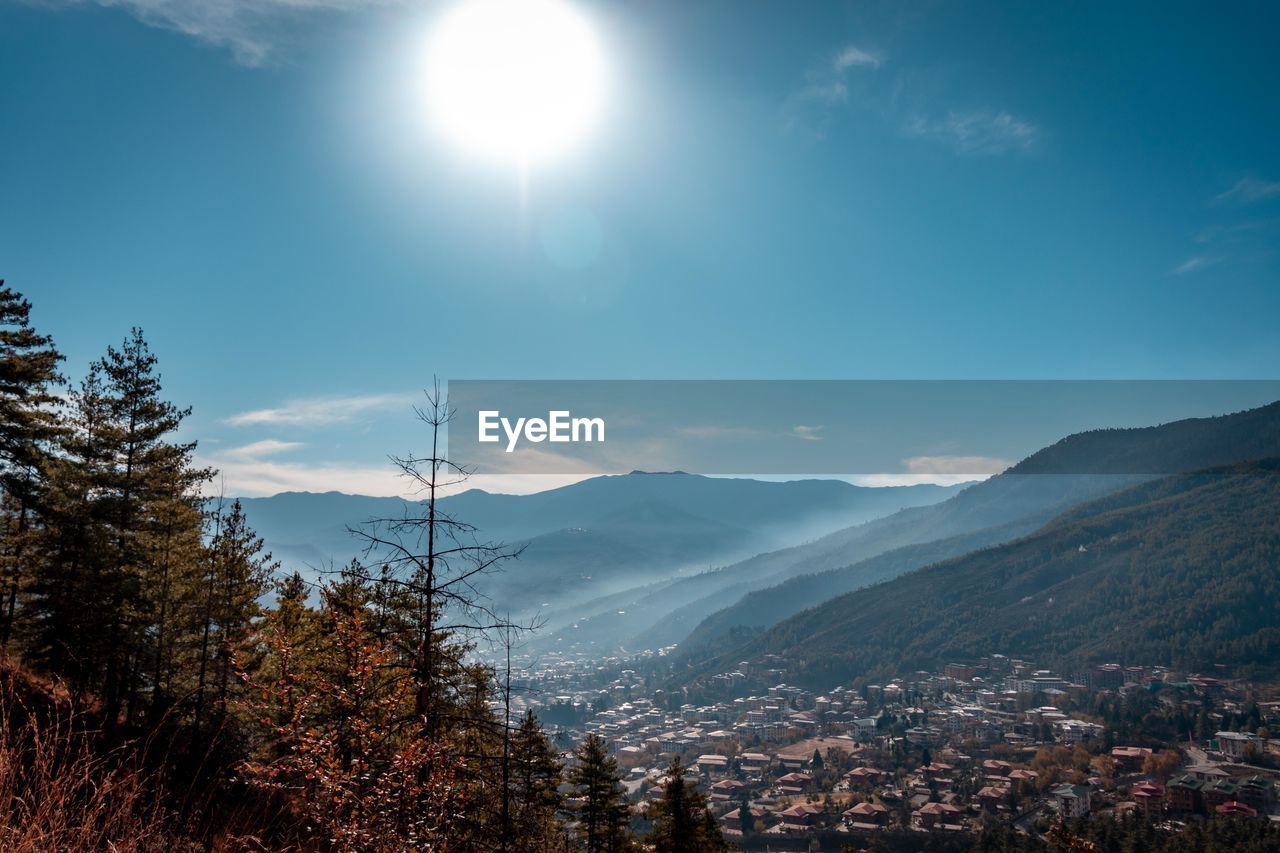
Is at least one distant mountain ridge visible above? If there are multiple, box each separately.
[230,472,960,620]
[686,460,1280,688]
[1009,399,1280,474]
[233,401,1280,659]
[660,399,1280,662]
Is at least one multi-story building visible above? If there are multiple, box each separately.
[1167,775,1203,812]
[1214,730,1262,759]
[1131,781,1165,817]
[1051,784,1091,819]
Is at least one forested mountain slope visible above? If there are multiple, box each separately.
[688,461,1280,688]
[654,400,1280,658]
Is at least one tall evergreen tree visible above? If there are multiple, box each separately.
[142,476,206,723]
[192,499,275,740]
[648,756,729,853]
[0,283,64,647]
[568,734,632,853]
[509,710,564,848]
[28,329,209,727]
[26,366,115,688]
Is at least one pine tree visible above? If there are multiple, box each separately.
[142,478,205,724]
[0,283,63,648]
[509,710,564,848]
[28,329,209,727]
[105,330,213,726]
[452,661,507,848]
[568,734,632,853]
[648,755,729,853]
[192,499,275,741]
[25,367,111,686]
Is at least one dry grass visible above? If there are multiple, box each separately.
[775,736,861,760]
[0,665,181,852]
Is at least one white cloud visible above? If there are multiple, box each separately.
[854,455,1009,488]
[786,43,1039,157]
[202,441,591,498]
[200,437,400,496]
[791,424,824,441]
[905,110,1039,156]
[833,45,883,72]
[811,44,883,101]
[853,472,978,487]
[1215,177,1280,205]
[1196,218,1280,244]
[1173,255,1217,275]
[225,393,410,427]
[904,455,1010,476]
[221,438,304,459]
[784,43,884,135]
[44,0,401,65]
[202,455,412,497]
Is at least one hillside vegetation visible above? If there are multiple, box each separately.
[689,461,1280,687]
[665,401,1280,661]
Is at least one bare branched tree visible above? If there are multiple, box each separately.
[348,379,531,740]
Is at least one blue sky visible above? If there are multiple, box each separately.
[2,0,1279,495]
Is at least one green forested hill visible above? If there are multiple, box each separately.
[1010,400,1280,474]
[661,401,1280,660]
[693,461,1280,687]
[667,518,1044,656]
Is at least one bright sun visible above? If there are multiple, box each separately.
[425,0,607,167]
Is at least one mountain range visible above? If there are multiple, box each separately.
[666,402,1280,689]
[679,460,1280,689]
[234,401,1280,671]
[230,473,960,621]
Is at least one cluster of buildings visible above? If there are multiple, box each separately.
[517,650,1280,847]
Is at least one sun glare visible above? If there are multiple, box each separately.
[424,0,607,167]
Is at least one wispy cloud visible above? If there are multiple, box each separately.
[221,438,304,459]
[199,434,401,496]
[225,393,409,427]
[784,44,1040,157]
[854,454,1009,487]
[1215,177,1280,205]
[904,455,1010,476]
[41,0,400,66]
[202,455,411,497]
[833,45,883,72]
[784,43,884,135]
[904,110,1039,156]
[1195,218,1280,244]
[203,439,590,498]
[791,424,824,442]
[1173,255,1218,275]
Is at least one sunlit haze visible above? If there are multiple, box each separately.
[423,0,607,167]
